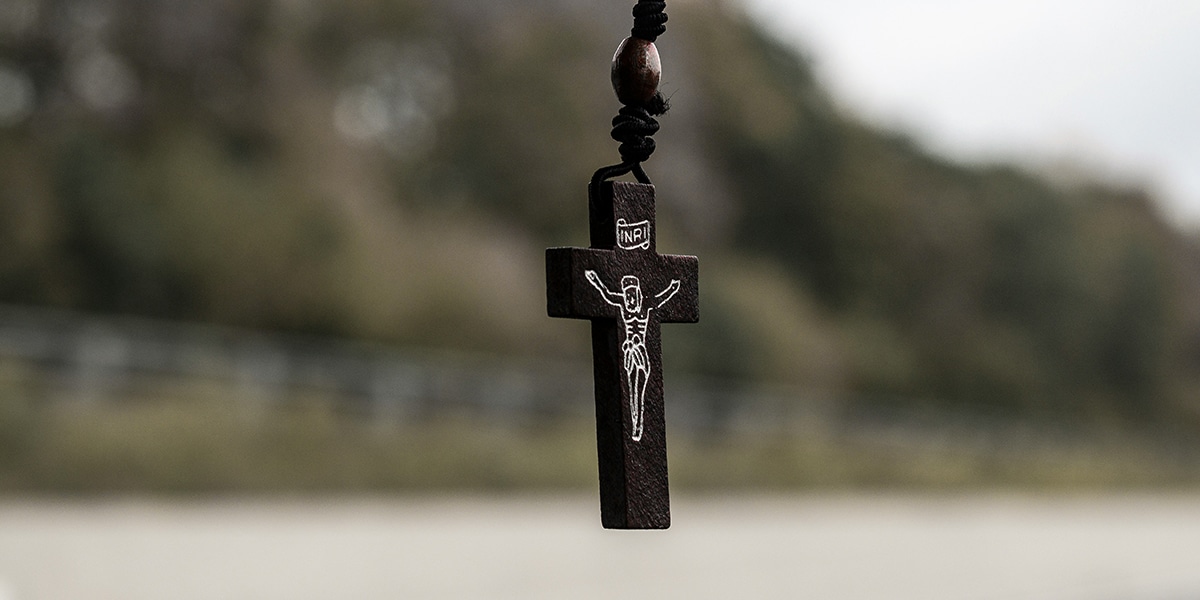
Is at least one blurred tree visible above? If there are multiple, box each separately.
[0,0,1196,425]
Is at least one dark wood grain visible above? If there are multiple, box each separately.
[546,180,699,529]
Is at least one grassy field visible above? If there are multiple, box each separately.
[2,368,1199,493]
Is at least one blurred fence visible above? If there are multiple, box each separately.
[0,304,837,433]
[3,304,1200,488]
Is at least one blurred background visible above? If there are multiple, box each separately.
[2,0,1200,597]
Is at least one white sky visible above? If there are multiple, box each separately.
[741,0,1200,223]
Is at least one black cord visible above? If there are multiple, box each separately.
[631,0,668,42]
[594,0,669,186]
[612,105,660,165]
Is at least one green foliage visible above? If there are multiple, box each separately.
[9,396,600,493]
[0,384,1195,492]
[0,0,1198,427]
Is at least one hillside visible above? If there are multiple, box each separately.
[1,0,1198,427]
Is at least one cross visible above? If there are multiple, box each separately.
[546,180,699,529]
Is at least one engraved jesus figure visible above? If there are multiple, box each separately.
[584,270,681,441]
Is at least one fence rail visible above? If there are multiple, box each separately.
[3,303,1186,469]
[0,304,841,433]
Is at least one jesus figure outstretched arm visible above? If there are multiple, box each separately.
[654,280,681,309]
[585,270,624,307]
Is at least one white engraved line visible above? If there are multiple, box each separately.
[584,270,681,442]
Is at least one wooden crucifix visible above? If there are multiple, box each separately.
[546,180,698,529]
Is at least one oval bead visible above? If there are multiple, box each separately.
[611,37,661,106]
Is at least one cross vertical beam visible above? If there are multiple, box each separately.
[546,181,699,529]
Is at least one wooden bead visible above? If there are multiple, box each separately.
[611,36,661,106]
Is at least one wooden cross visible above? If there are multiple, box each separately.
[546,180,699,529]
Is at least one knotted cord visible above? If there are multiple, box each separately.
[593,0,670,188]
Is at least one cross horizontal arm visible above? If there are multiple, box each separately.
[546,247,698,322]
[547,247,620,320]
[650,254,699,324]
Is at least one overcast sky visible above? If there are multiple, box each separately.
[741,0,1200,223]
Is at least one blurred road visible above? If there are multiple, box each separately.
[0,494,1198,600]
